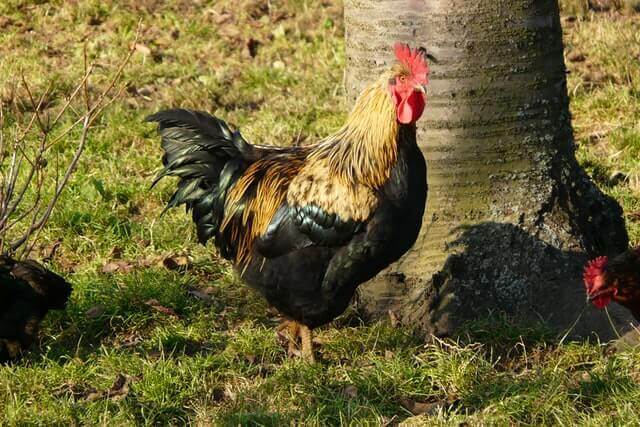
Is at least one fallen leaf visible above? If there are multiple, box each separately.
[54,382,96,400]
[41,239,62,262]
[210,387,226,402]
[567,51,586,63]
[162,255,191,272]
[245,38,260,58]
[218,25,241,41]
[271,11,289,22]
[87,15,102,26]
[213,12,233,25]
[224,387,237,402]
[134,43,152,56]
[610,170,628,185]
[106,374,131,401]
[117,333,143,348]
[0,16,13,29]
[144,299,178,317]
[400,398,447,416]
[109,246,124,259]
[137,85,154,97]
[583,70,608,84]
[101,260,133,273]
[137,255,160,267]
[84,389,103,402]
[188,287,212,302]
[626,210,640,220]
[85,305,106,319]
[342,385,358,399]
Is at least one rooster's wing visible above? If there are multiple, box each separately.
[254,203,366,258]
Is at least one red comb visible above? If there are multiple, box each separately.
[394,42,429,84]
[583,256,608,290]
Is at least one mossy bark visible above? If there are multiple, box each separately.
[346,0,633,338]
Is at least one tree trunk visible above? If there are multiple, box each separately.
[345,0,634,339]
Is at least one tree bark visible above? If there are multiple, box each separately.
[345,0,634,339]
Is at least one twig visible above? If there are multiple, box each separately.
[1,103,40,223]
[11,115,90,253]
[1,27,139,258]
[20,76,51,134]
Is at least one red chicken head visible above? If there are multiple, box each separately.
[389,43,430,124]
[583,256,615,309]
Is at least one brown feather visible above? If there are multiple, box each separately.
[223,152,307,264]
[288,72,399,219]
[222,71,402,265]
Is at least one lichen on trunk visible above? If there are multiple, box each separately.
[345,0,633,338]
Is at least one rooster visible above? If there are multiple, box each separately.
[584,248,640,321]
[148,43,429,361]
[0,256,72,363]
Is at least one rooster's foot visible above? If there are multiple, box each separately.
[276,320,315,363]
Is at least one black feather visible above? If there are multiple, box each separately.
[0,256,72,363]
[147,109,253,256]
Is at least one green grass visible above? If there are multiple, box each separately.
[2,1,640,425]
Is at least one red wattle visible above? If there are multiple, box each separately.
[397,98,413,124]
[397,91,425,124]
[592,295,611,309]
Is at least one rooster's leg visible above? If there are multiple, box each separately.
[277,320,301,357]
[286,321,301,357]
[276,320,314,362]
[299,324,315,363]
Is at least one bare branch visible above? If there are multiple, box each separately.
[1,27,139,258]
[50,64,94,129]
[20,76,52,134]
[10,115,89,253]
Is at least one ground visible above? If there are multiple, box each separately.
[1,0,640,424]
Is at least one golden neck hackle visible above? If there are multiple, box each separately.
[312,73,400,189]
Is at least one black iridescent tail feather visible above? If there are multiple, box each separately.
[146,109,252,247]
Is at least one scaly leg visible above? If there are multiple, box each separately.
[276,320,315,362]
[276,320,301,357]
[299,324,315,363]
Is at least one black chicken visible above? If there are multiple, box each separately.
[0,256,72,363]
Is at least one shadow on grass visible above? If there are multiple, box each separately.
[36,266,273,361]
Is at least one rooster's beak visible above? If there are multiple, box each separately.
[586,287,614,302]
[414,84,426,94]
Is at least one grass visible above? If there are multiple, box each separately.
[1,0,640,424]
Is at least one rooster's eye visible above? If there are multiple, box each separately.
[398,75,406,83]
